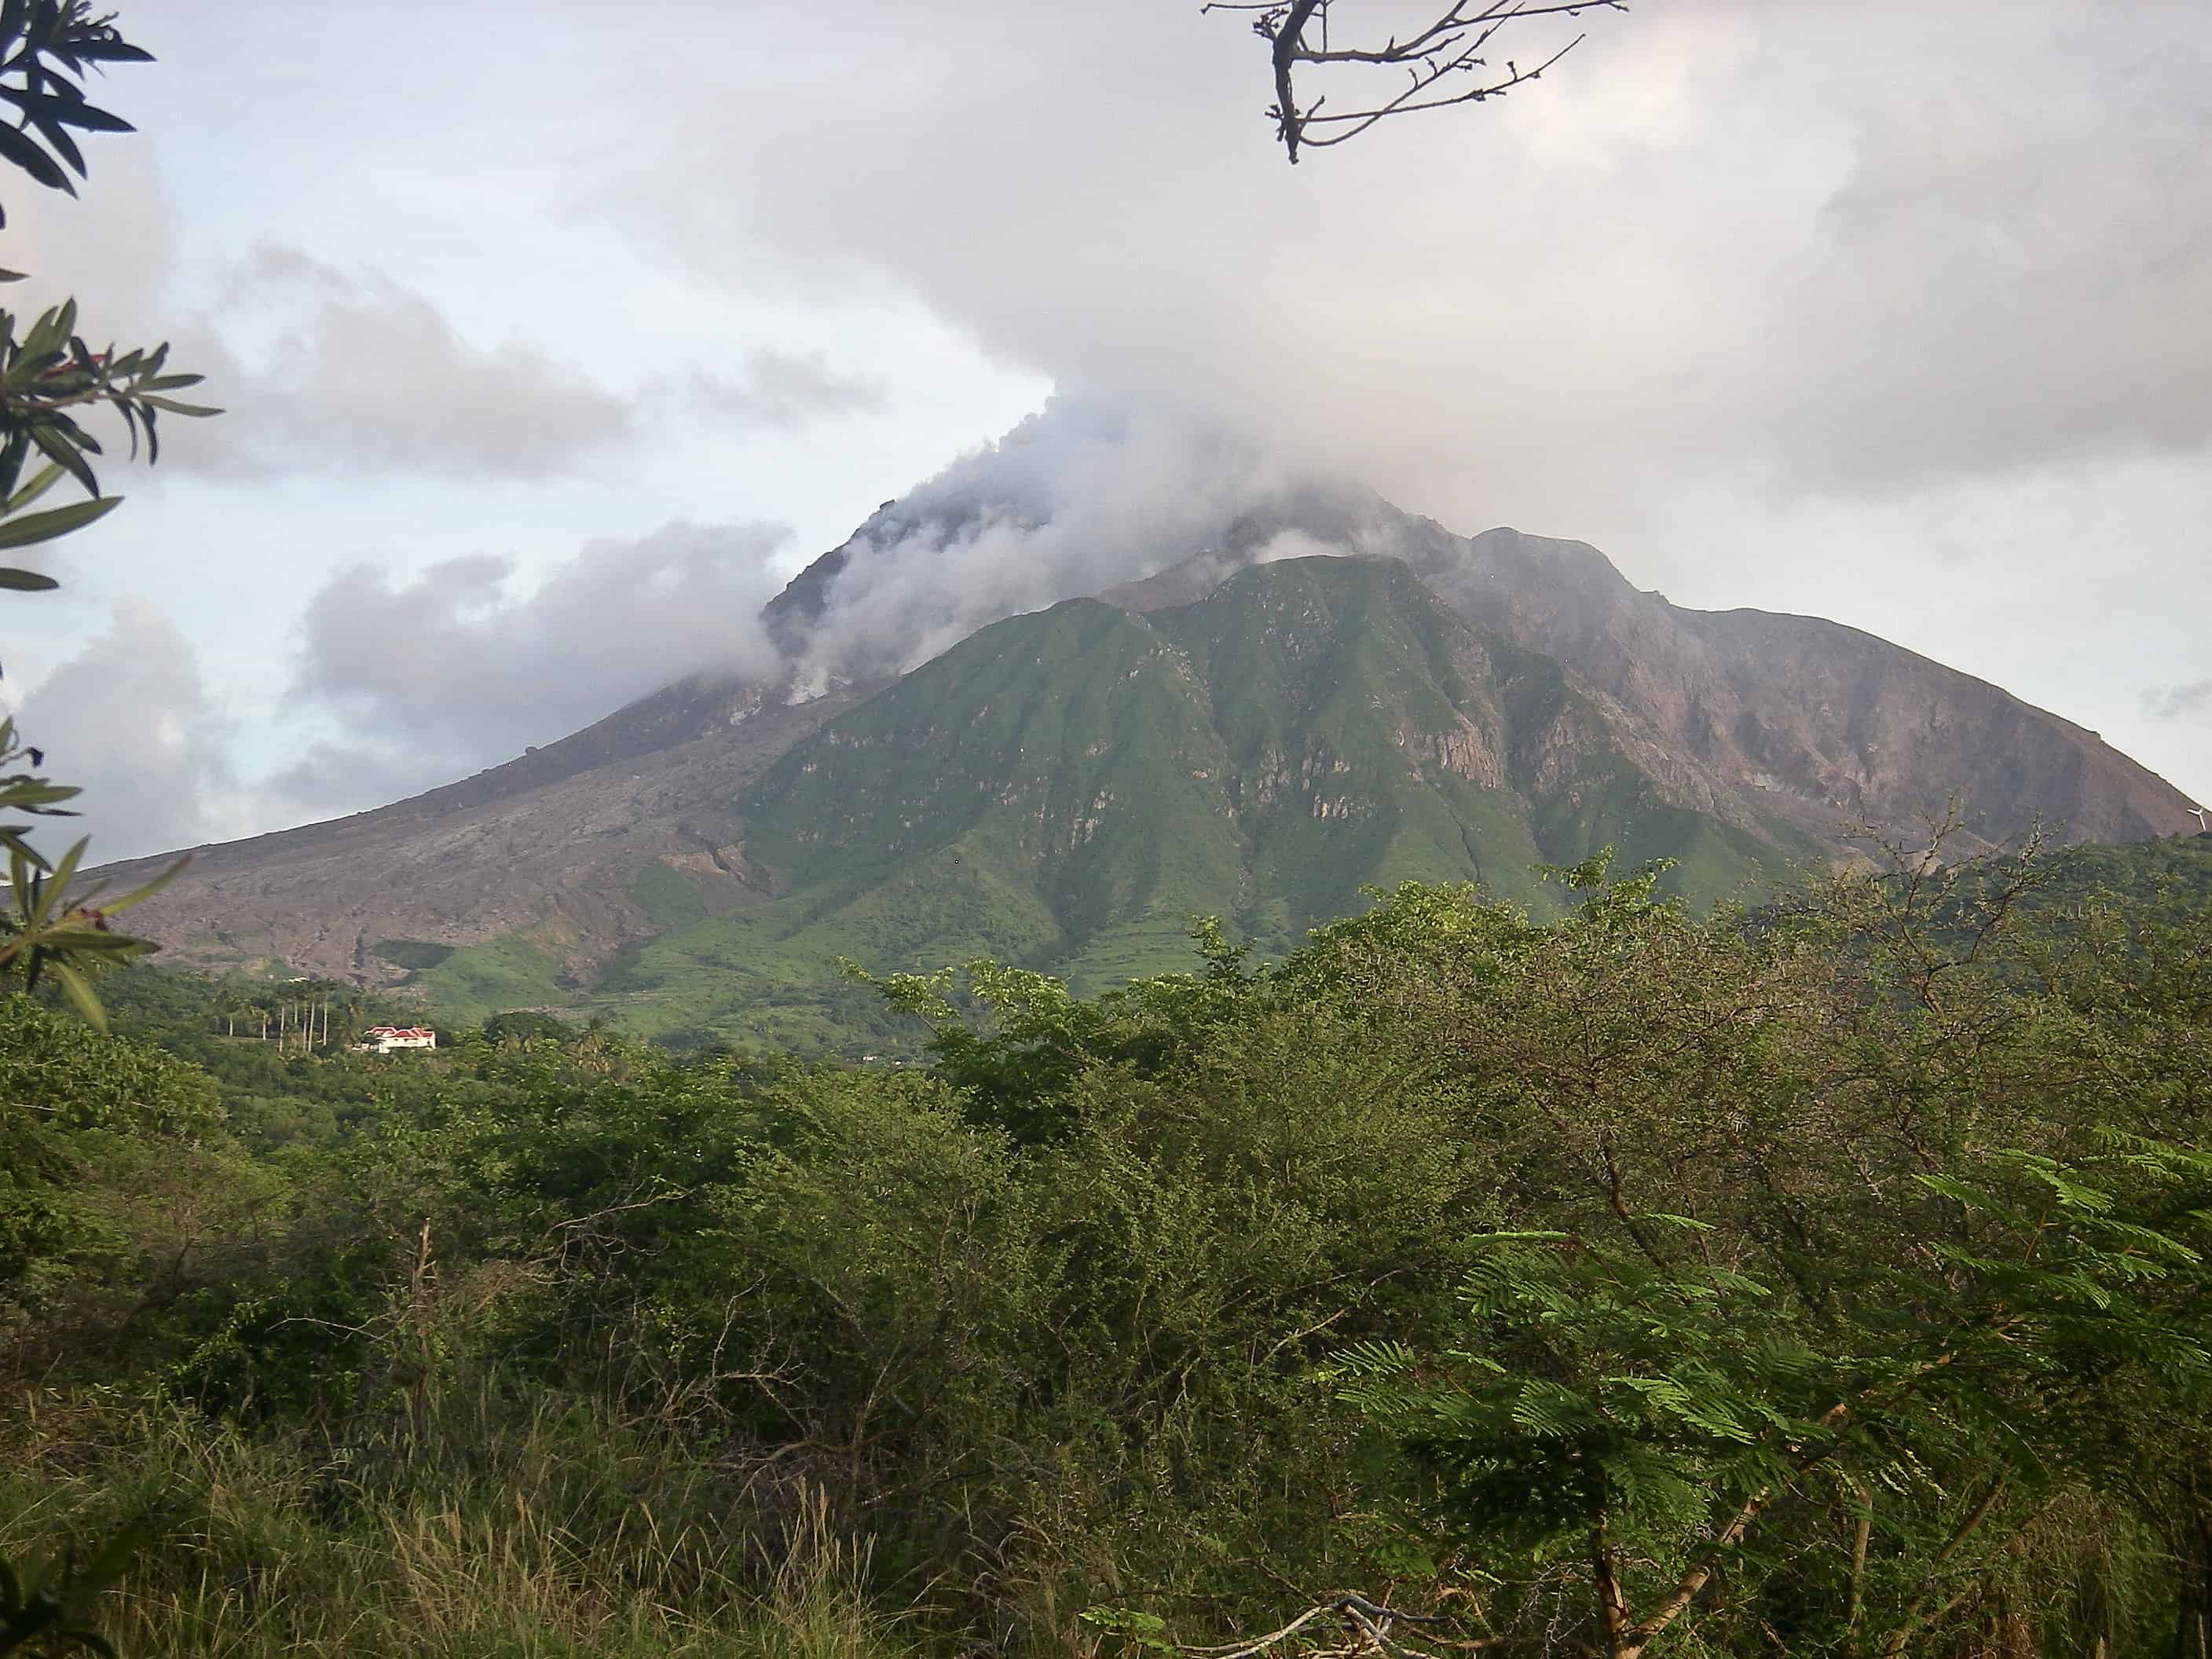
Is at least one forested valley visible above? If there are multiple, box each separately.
[9,836,2212,1658]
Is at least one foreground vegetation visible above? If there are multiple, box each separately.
[5,835,2212,1657]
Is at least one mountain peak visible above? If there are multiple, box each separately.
[92,419,2198,1043]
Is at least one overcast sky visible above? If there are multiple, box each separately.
[1,0,2206,861]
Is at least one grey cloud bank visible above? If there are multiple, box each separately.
[2146,682,2212,723]
[628,2,2212,507]
[687,350,885,430]
[292,519,788,770]
[189,247,637,478]
[9,0,2210,859]
[13,599,236,860]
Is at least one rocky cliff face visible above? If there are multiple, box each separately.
[1120,507,2193,851]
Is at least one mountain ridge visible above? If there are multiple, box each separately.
[90,441,2199,1040]
[596,555,1814,1047]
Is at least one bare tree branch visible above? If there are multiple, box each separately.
[1165,1595,1466,1658]
[1203,0,1628,163]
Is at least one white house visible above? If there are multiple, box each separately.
[359,1025,437,1054]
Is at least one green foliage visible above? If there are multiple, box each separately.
[595,559,1805,1053]
[368,939,454,974]
[405,925,573,1022]
[0,1511,148,1659]
[482,1009,576,1047]
[5,835,2212,1656]
[0,2,152,229]
[0,994,255,1382]
[0,294,217,539]
[1331,1141,2212,1654]
[0,988,219,1133]
[0,820,179,1027]
[0,1393,918,1658]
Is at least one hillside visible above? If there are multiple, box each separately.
[90,672,878,993]
[90,416,2199,1047]
[599,557,1812,1048]
[2018,828,2212,916]
[1108,500,2192,851]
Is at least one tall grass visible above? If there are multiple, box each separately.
[0,1387,918,1659]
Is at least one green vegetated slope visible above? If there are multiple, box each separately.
[406,922,578,1025]
[2030,830,2212,910]
[377,869,720,1028]
[596,557,1808,1050]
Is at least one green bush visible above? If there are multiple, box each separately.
[8,839,2212,1654]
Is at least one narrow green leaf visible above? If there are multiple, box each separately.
[27,423,96,497]
[31,91,133,134]
[0,492,117,549]
[0,119,70,191]
[44,408,101,453]
[0,433,26,503]
[0,784,78,808]
[16,300,71,361]
[30,834,86,927]
[137,394,221,418]
[26,109,85,177]
[0,564,57,589]
[95,851,188,917]
[5,459,64,513]
[50,959,104,1031]
[70,40,156,64]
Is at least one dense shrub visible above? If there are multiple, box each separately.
[7,844,2212,1655]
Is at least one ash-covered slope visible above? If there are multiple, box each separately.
[1388,519,2188,849]
[93,673,876,991]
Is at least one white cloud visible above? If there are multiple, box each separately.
[184,244,636,478]
[292,518,789,771]
[9,598,238,862]
[2144,680,2212,722]
[784,398,1318,676]
[687,348,884,429]
[622,0,2212,513]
